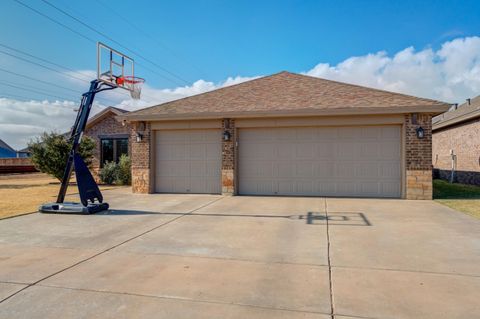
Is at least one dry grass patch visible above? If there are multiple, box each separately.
[0,173,120,219]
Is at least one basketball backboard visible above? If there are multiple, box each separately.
[97,42,144,99]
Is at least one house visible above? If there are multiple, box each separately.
[0,139,17,158]
[432,96,480,185]
[83,106,132,179]
[120,71,449,199]
[16,147,31,158]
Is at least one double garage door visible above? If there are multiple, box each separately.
[154,125,402,198]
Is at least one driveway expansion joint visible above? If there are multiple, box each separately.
[0,197,224,305]
[34,283,333,316]
[325,198,335,319]
[331,264,480,278]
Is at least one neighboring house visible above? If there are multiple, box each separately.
[16,147,31,158]
[432,96,480,185]
[120,71,449,200]
[83,106,132,179]
[0,139,17,158]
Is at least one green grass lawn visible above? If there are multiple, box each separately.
[433,179,480,220]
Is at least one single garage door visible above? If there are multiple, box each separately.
[238,126,401,198]
[155,129,221,194]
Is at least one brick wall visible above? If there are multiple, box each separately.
[221,118,235,195]
[432,118,480,185]
[405,113,433,199]
[130,121,151,193]
[84,115,131,181]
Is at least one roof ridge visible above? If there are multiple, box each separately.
[126,72,284,116]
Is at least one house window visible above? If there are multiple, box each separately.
[101,138,128,166]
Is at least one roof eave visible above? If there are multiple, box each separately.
[119,104,450,122]
[433,108,480,131]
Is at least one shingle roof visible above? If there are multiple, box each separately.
[124,71,450,121]
[86,106,129,129]
[432,96,480,130]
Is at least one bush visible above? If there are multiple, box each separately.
[99,161,118,185]
[99,155,131,185]
[29,132,95,181]
[116,154,131,185]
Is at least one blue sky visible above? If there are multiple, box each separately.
[1,0,480,148]
[1,0,479,87]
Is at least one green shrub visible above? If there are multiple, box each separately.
[99,161,118,185]
[99,155,131,185]
[28,132,95,181]
[116,155,131,185]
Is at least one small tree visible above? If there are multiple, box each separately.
[29,132,95,181]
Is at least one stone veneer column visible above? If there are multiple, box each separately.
[221,119,236,195]
[405,113,433,200]
[131,121,151,193]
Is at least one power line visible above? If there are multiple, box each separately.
[96,0,209,80]
[0,92,37,102]
[0,46,133,102]
[0,81,75,101]
[0,79,79,101]
[11,0,172,102]
[0,66,117,105]
[0,46,156,104]
[12,0,96,44]
[0,43,90,81]
[39,0,191,86]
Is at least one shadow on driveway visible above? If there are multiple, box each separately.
[100,209,372,226]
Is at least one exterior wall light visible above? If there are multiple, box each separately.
[223,131,231,141]
[136,132,143,142]
[416,127,425,139]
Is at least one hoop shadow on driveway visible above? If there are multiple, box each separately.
[99,209,372,226]
[302,211,372,226]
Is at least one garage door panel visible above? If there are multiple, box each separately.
[380,143,401,159]
[381,126,401,139]
[155,130,221,194]
[296,143,316,159]
[356,163,381,178]
[239,126,401,198]
[277,144,294,159]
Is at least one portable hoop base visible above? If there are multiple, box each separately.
[39,80,112,215]
[40,202,109,215]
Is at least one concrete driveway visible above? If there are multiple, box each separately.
[0,188,479,319]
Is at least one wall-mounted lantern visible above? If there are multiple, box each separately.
[416,127,425,139]
[136,132,143,142]
[223,131,231,141]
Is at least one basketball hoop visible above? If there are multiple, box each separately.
[119,76,145,99]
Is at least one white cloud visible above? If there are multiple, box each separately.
[2,36,480,149]
[0,98,106,149]
[304,36,480,103]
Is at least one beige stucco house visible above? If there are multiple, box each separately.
[432,96,480,185]
[120,72,449,199]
